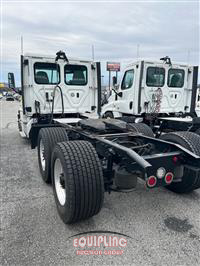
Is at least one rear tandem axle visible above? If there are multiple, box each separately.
[36,119,200,223]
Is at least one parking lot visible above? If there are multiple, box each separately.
[1,100,200,266]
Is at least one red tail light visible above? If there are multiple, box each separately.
[147,176,157,187]
[165,172,173,184]
[172,156,178,163]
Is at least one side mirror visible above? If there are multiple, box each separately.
[114,84,119,90]
[8,73,15,89]
[112,76,117,86]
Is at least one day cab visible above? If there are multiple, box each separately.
[8,52,101,144]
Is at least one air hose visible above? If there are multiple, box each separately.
[50,51,68,124]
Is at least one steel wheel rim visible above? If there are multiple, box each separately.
[39,139,45,171]
[54,158,66,206]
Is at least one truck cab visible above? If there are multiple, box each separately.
[8,52,101,139]
[102,58,198,118]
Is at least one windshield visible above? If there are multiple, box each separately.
[121,69,134,90]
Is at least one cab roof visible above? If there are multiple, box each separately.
[23,53,94,63]
[126,58,192,68]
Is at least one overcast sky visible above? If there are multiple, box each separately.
[1,0,199,86]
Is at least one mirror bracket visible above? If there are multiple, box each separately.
[112,88,122,98]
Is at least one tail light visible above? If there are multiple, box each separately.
[172,156,178,163]
[147,176,157,188]
[165,172,174,184]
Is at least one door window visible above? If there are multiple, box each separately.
[146,67,165,87]
[64,65,87,86]
[121,70,134,90]
[168,69,185,88]
[34,62,60,84]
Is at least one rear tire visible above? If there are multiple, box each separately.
[120,116,136,123]
[128,123,154,138]
[38,127,68,183]
[160,131,200,193]
[51,141,104,224]
[195,128,200,136]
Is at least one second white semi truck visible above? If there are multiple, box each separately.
[102,56,200,136]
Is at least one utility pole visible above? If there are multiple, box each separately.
[92,45,94,61]
[136,44,140,59]
[108,70,111,91]
[21,36,23,55]
[187,50,190,64]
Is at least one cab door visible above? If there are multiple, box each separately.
[61,62,96,113]
[114,67,135,115]
[166,65,191,113]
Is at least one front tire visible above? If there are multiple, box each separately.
[51,141,104,224]
[103,111,114,119]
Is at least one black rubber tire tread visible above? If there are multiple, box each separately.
[51,141,104,224]
[120,116,136,123]
[161,131,200,159]
[128,123,154,138]
[195,128,200,136]
[38,127,68,183]
[104,111,114,119]
[160,131,200,193]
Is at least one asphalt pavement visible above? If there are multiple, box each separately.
[1,101,200,266]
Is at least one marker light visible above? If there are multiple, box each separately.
[172,156,178,163]
[165,172,174,184]
[147,176,157,187]
[156,167,166,179]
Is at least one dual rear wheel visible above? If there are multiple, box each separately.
[38,127,68,183]
[37,128,104,224]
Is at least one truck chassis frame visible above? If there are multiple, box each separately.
[36,118,200,223]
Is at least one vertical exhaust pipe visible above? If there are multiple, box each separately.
[96,62,102,118]
[190,66,198,114]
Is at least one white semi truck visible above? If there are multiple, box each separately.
[102,57,200,135]
[8,51,100,145]
[8,52,200,224]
